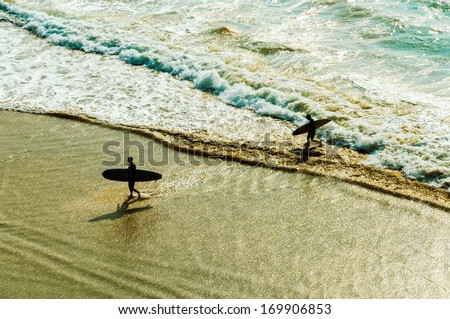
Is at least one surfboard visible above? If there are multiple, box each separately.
[102,169,162,182]
[292,119,331,136]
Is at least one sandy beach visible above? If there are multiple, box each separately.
[47,109,450,213]
[1,110,449,298]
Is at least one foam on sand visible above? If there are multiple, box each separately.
[47,110,450,212]
[2,110,450,298]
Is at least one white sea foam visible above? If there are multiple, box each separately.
[1,1,449,188]
[0,23,293,145]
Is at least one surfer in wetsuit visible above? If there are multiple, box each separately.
[127,157,140,199]
[306,114,316,147]
[305,114,323,147]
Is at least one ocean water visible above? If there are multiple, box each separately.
[1,0,449,188]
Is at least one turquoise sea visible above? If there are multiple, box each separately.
[1,0,449,188]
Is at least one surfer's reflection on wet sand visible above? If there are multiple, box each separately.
[89,197,153,222]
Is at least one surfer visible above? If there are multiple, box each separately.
[127,157,140,199]
[306,115,322,147]
[306,115,316,147]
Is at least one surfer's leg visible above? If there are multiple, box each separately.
[134,189,141,199]
[128,181,135,197]
[306,132,314,147]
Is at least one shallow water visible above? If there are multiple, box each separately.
[1,0,450,188]
[1,111,449,298]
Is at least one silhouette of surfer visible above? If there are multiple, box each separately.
[305,114,322,147]
[127,157,140,199]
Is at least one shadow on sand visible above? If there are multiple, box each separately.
[89,197,153,222]
[291,145,323,164]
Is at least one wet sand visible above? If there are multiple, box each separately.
[1,110,449,298]
[48,111,450,212]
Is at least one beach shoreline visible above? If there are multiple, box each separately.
[2,0,450,299]
[2,110,450,298]
[41,110,450,213]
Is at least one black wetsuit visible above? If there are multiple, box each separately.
[307,118,316,142]
[128,161,138,197]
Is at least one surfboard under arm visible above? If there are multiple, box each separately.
[292,119,332,136]
[102,169,162,182]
